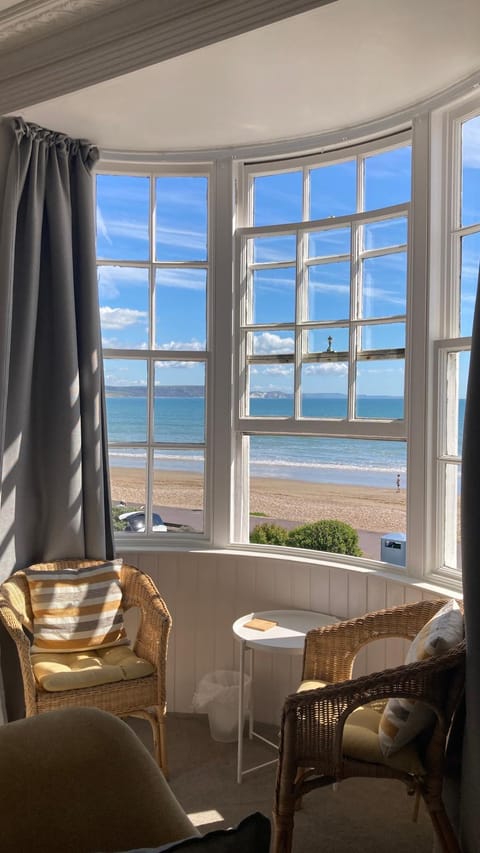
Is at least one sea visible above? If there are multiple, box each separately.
[106,396,466,490]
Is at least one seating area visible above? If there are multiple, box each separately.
[0,562,466,852]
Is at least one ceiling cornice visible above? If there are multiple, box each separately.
[0,0,337,115]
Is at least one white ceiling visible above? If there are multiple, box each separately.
[4,0,480,153]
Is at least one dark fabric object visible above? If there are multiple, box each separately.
[0,116,114,719]
[460,262,480,852]
[118,813,272,853]
[0,708,198,851]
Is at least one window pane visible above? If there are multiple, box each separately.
[96,174,149,261]
[460,231,480,337]
[155,176,207,262]
[250,329,294,355]
[252,235,296,263]
[98,266,149,349]
[252,268,296,324]
[110,451,147,529]
[104,360,148,441]
[247,365,294,415]
[356,362,405,418]
[307,327,349,354]
[308,227,351,258]
[155,268,206,350]
[442,464,461,570]
[364,146,411,210]
[309,161,356,219]
[444,351,469,457]
[247,435,406,560]
[362,252,407,318]
[358,323,405,351]
[253,171,302,226]
[362,217,407,251]
[300,365,348,417]
[153,451,204,533]
[154,362,205,443]
[307,261,350,321]
[461,115,480,228]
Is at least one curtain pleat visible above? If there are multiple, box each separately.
[460,265,480,852]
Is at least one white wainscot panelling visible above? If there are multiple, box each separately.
[120,550,446,726]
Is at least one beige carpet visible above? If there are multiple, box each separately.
[128,713,434,852]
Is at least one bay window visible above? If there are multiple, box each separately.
[94,91,480,592]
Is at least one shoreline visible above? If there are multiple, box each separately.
[110,466,406,534]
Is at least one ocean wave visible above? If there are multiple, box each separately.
[252,458,406,474]
[109,449,405,475]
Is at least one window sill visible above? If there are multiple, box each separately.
[116,539,463,599]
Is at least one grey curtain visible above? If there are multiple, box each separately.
[0,116,113,717]
[460,264,480,852]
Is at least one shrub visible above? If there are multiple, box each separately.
[111,504,128,531]
[250,522,289,545]
[286,519,362,556]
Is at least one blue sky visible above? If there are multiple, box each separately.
[96,118,480,397]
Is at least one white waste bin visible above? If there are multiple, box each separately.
[192,670,251,743]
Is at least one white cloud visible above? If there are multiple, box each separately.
[156,269,206,291]
[100,306,147,329]
[156,224,206,253]
[104,376,146,387]
[308,280,350,296]
[155,361,197,370]
[262,365,293,376]
[97,214,206,255]
[96,215,149,246]
[98,265,148,300]
[159,339,205,351]
[304,362,347,375]
[96,206,112,244]
[253,331,294,354]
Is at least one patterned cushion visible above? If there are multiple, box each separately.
[379,599,464,757]
[25,560,128,653]
[31,646,154,692]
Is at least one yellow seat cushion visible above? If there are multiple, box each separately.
[296,681,425,775]
[31,646,154,692]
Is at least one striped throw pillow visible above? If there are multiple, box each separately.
[25,560,128,653]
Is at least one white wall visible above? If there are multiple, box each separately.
[119,549,446,725]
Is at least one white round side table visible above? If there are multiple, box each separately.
[232,608,338,783]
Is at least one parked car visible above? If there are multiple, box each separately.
[118,510,167,533]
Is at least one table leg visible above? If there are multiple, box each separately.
[236,639,246,784]
[248,647,254,739]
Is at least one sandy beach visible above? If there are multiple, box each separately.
[110,466,406,534]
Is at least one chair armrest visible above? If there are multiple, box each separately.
[282,642,464,778]
[0,594,38,712]
[121,564,172,666]
[302,599,447,682]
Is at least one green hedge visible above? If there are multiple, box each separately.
[250,522,289,545]
[250,518,362,556]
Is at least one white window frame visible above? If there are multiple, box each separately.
[96,161,216,544]
[428,94,480,586]
[232,133,414,560]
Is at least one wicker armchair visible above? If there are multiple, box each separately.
[272,599,465,853]
[0,559,172,774]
